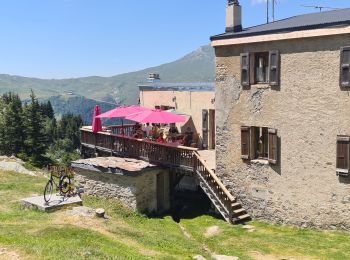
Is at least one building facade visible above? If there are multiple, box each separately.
[211,2,350,229]
[139,78,216,149]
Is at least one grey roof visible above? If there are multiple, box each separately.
[211,8,350,41]
[138,82,215,92]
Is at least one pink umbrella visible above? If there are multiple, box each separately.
[96,105,149,118]
[125,109,186,124]
[92,105,102,133]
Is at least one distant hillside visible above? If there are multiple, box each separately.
[0,45,214,122]
[1,45,215,106]
[48,95,116,124]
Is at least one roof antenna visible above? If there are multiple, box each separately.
[301,5,340,12]
[266,0,269,23]
[267,0,277,23]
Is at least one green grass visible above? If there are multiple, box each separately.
[0,171,350,259]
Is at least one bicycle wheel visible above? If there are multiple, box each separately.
[59,175,71,195]
[44,180,53,203]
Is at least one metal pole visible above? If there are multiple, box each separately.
[272,0,275,22]
[266,0,269,23]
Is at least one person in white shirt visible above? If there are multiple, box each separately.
[142,123,152,137]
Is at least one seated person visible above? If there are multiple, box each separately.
[132,123,143,138]
[151,124,159,140]
[142,123,152,137]
[182,127,193,146]
[156,131,166,143]
[169,123,179,134]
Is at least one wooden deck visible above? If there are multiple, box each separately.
[197,150,216,172]
[80,128,250,224]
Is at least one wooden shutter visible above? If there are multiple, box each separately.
[250,127,259,160]
[202,110,209,149]
[240,53,250,87]
[241,126,250,159]
[336,136,350,174]
[269,50,280,86]
[340,47,350,87]
[268,128,278,164]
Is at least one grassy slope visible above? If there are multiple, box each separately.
[0,171,349,260]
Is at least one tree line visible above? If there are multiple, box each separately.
[0,91,83,166]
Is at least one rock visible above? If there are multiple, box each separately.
[242,225,255,232]
[193,255,207,260]
[66,206,95,217]
[204,225,221,238]
[0,158,36,176]
[212,255,239,260]
[242,225,254,229]
[95,208,105,218]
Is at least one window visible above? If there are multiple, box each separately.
[241,126,278,164]
[155,105,175,111]
[254,52,269,84]
[240,50,280,87]
[340,47,350,87]
[336,135,350,176]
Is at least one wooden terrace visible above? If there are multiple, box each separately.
[80,126,250,224]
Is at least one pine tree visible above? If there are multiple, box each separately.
[23,90,48,163]
[0,93,24,155]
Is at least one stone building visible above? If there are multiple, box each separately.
[72,157,171,213]
[139,74,216,149]
[211,1,350,229]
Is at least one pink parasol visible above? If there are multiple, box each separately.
[92,105,102,133]
[96,105,149,118]
[125,109,186,124]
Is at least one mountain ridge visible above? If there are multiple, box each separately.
[0,44,215,121]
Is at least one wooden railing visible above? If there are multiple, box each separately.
[193,152,236,222]
[80,128,197,170]
[105,124,134,136]
[80,127,241,223]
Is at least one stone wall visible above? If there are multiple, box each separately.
[214,34,350,229]
[74,168,170,213]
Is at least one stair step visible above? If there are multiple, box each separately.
[231,202,242,209]
[233,214,251,223]
[233,208,246,215]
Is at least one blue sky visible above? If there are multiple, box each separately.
[0,0,349,79]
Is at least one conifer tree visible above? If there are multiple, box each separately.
[0,93,24,155]
[23,90,48,163]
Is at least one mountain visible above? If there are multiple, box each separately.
[0,45,215,120]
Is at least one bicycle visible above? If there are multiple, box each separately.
[44,166,75,203]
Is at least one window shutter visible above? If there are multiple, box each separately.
[268,128,278,164]
[340,47,350,87]
[336,136,350,175]
[250,127,258,160]
[241,126,250,159]
[240,53,250,87]
[269,50,280,86]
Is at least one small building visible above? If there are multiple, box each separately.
[139,74,216,149]
[211,1,350,229]
[72,157,171,213]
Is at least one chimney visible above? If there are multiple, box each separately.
[226,0,242,33]
[147,73,161,83]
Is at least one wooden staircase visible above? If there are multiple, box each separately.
[194,152,251,224]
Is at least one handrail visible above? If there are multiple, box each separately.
[80,128,199,151]
[80,127,240,223]
[194,152,235,202]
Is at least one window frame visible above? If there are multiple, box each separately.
[336,135,350,176]
[241,125,278,165]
